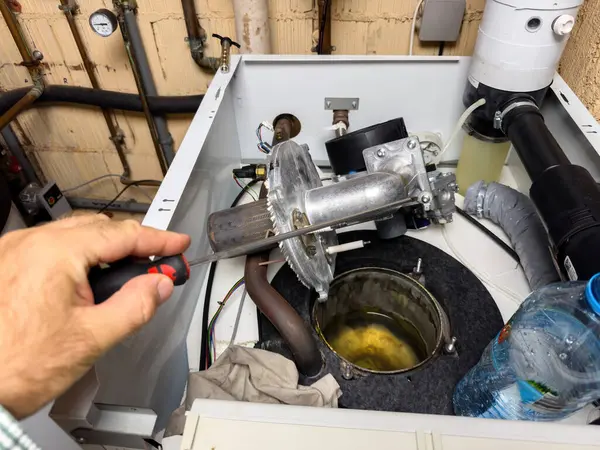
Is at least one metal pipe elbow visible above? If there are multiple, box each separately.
[244,253,323,377]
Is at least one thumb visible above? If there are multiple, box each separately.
[82,274,174,351]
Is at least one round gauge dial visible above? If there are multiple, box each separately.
[89,9,118,37]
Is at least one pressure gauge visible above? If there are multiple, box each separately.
[89,9,118,37]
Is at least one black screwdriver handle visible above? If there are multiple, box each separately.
[89,254,190,304]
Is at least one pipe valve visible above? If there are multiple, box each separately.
[212,34,241,73]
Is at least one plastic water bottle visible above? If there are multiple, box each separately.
[453,275,600,421]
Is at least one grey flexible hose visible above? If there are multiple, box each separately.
[463,181,560,290]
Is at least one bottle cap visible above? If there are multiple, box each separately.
[585,273,600,315]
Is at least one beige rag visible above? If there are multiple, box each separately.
[165,346,341,436]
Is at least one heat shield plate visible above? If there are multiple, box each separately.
[266,141,338,300]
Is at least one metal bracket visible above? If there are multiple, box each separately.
[324,97,359,110]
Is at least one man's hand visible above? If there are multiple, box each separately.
[0,215,190,419]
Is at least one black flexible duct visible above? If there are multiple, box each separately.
[0,86,203,117]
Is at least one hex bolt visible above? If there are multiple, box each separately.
[376,148,386,158]
[341,362,353,380]
[407,139,417,149]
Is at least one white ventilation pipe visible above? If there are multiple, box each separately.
[232,0,271,54]
[470,0,583,93]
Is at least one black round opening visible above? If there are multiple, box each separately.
[272,113,301,139]
[526,17,542,32]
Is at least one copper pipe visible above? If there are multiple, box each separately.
[244,163,322,377]
[58,0,143,185]
[317,0,332,55]
[0,1,37,66]
[0,84,43,130]
[181,0,219,71]
[273,117,292,145]
[245,252,323,377]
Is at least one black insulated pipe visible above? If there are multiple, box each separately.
[0,86,203,118]
[530,165,600,281]
[500,100,600,281]
[502,103,570,181]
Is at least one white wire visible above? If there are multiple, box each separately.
[432,98,487,165]
[408,0,424,56]
[229,287,247,347]
[441,225,524,304]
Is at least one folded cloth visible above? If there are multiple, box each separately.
[165,346,341,436]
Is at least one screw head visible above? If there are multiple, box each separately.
[376,148,386,158]
[32,50,44,61]
[351,101,357,108]
[407,139,417,149]
[75,436,87,444]
[420,192,432,204]
[326,101,331,108]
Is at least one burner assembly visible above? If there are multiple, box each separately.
[205,114,502,413]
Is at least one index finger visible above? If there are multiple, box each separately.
[69,219,191,265]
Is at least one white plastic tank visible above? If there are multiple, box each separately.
[469,0,583,93]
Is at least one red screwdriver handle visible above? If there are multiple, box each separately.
[89,254,190,304]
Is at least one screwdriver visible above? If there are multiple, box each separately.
[88,197,412,304]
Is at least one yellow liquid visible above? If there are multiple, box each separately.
[456,135,511,195]
[323,311,426,372]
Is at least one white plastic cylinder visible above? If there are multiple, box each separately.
[469,0,583,92]
[233,0,272,54]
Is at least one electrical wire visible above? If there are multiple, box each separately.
[256,122,272,154]
[96,179,158,215]
[207,277,245,365]
[200,179,260,370]
[408,0,424,56]
[62,174,122,193]
[233,175,258,201]
[433,97,486,164]
[455,206,520,263]
[229,287,247,346]
[438,41,445,56]
[441,225,524,304]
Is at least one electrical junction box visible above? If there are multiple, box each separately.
[419,0,466,42]
[37,181,71,219]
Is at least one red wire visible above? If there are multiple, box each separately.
[233,176,244,190]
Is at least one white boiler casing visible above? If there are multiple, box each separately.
[469,0,583,93]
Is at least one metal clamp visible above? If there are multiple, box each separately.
[58,0,80,14]
[493,100,538,130]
